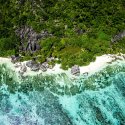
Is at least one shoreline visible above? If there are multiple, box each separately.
[80,54,124,76]
[0,54,125,79]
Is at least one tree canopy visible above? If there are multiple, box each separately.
[1,0,125,68]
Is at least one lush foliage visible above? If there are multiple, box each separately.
[1,0,125,69]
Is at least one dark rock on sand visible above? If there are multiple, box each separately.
[71,65,80,76]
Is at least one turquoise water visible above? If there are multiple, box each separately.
[0,61,125,125]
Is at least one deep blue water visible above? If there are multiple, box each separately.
[0,61,125,125]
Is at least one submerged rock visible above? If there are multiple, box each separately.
[14,62,22,68]
[82,72,88,77]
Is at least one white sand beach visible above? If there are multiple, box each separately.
[79,54,123,75]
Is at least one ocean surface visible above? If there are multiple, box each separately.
[0,61,125,125]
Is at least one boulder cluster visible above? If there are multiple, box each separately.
[25,60,53,72]
[11,55,82,76]
[11,56,55,76]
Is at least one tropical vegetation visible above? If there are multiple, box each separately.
[1,0,125,69]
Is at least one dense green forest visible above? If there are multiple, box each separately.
[1,0,125,69]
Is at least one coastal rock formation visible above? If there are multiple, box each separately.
[40,64,47,72]
[15,26,52,54]
[40,61,55,70]
[21,64,27,72]
[26,60,40,71]
[19,64,27,75]
[71,65,80,76]
[11,55,20,63]
[111,30,125,43]
[31,63,40,71]
[26,60,36,68]
[25,60,54,72]
[42,62,49,68]
[40,66,47,72]
[14,62,22,68]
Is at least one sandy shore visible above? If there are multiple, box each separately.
[80,54,124,75]
[0,54,125,78]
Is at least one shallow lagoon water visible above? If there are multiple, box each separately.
[0,61,125,125]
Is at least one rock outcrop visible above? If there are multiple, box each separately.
[19,64,27,75]
[31,63,40,71]
[111,30,125,43]
[26,60,40,71]
[40,62,49,72]
[15,26,52,54]
[26,60,36,68]
[42,62,49,68]
[26,60,53,72]
[71,65,80,76]
[11,55,20,63]
[40,65,47,72]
